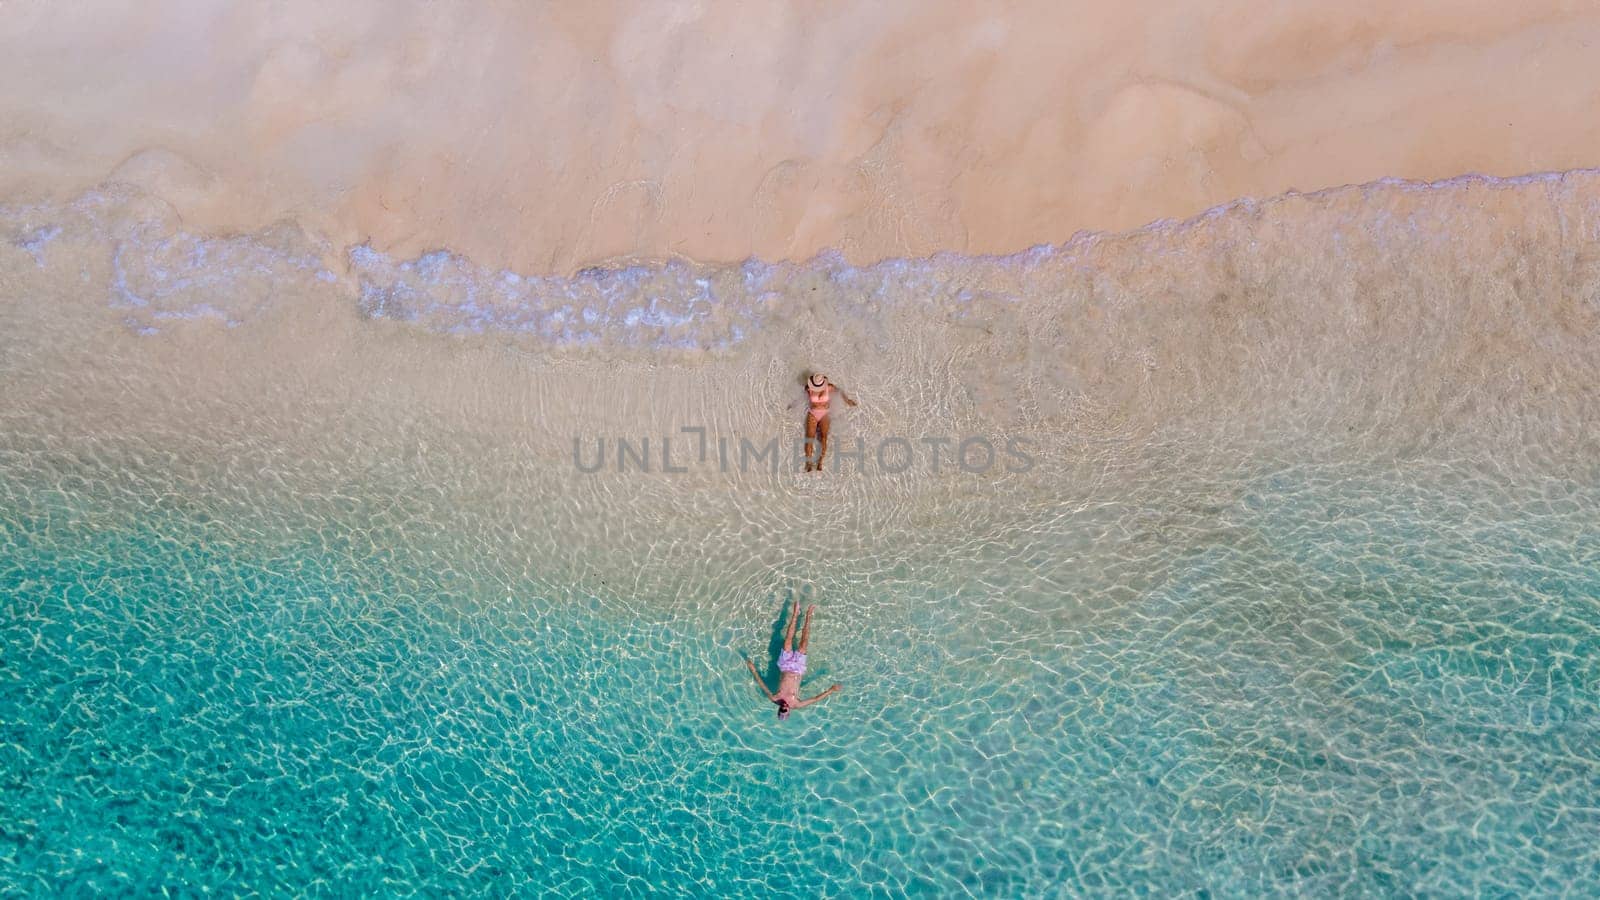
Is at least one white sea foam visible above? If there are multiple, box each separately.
[4,171,1597,461]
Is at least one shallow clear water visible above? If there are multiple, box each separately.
[5,444,1598,894]
[4,177,1600,894]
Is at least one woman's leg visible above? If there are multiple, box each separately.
[783,598,799,651]
[804,414,819,472]
[815,416,831,471]
[798,605,815,652]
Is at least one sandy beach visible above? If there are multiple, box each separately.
[3,0,1598,273]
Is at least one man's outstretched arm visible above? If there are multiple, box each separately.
[745,658,777,701]
[795,684,842,708]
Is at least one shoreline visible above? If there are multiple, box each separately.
[10,164,1600,287]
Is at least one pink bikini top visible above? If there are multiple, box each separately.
[807,384,832,414]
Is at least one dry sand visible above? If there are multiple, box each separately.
[3,0,1598,273]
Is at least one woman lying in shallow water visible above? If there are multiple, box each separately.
[803,372,857,472]
[746,600,841,719]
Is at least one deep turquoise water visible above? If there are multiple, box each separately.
[5,451,1597,895]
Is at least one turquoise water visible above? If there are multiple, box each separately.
[5,447,1597,894]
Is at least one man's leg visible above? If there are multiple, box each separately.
[783,598,799,651]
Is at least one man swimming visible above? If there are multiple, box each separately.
[803,372,857,472]
[745,600,841,719]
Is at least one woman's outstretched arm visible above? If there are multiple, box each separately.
[795,684,842,708]
[745,658,777,701]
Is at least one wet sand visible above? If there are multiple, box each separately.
[2,0,1598,273]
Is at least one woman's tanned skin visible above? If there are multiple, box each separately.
[803,373,857,472]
